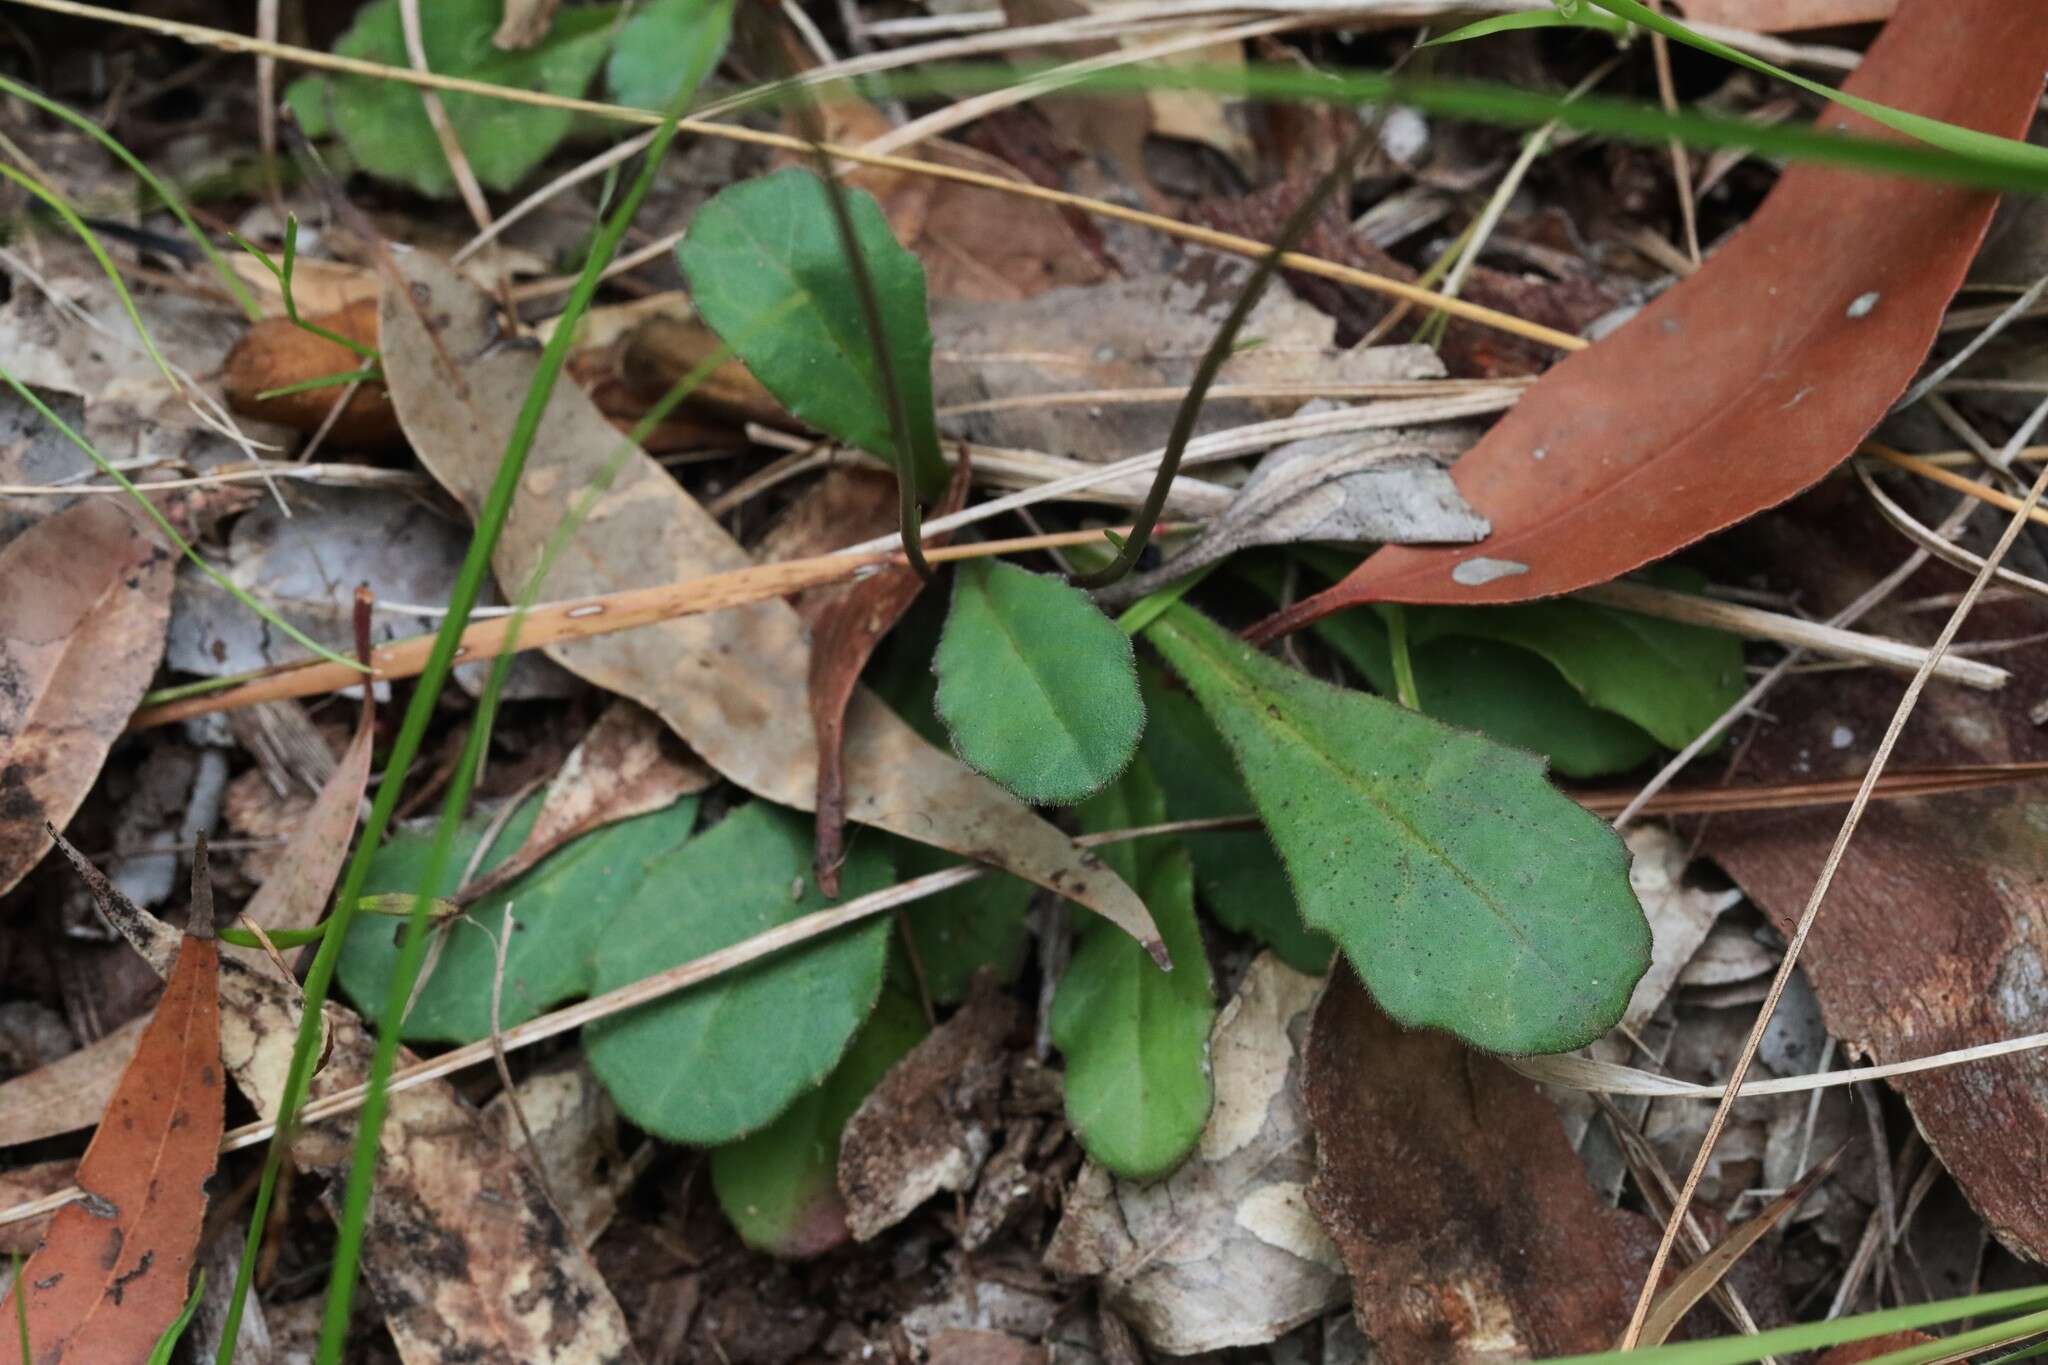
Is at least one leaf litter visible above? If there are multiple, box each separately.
[11,3,2048,1359]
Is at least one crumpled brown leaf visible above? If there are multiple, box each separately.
[69,848,638,1364]
[1096,419,1486,605]
[1305,968,1659,1362]
[0,499,174,898]
[839,977,1016,1241]
[1044,953,1346,1354]
[379,254,1161,958]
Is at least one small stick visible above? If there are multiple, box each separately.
[1578,580,2008,690]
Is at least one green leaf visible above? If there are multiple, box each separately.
[1421,8,1628,47]
[606,0,735,109]
[1142,603,1648,1056]
[1051,756,1214,1178]
[679,167,947,494]
[710,988,927,1257]
[1137,667,1332,972]
[933,559,1145,806]
[893,841,1034,1005]
[584,803,896,1144]
[294,0,617,198]
[337,792,700,1043]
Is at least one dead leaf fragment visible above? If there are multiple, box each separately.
[1304,968,1655,1362]
[1625,825,1745,1028]
[221,297,398,445]
[1814,1333,1937,1364]
[493,0,563,47]
[379,253,1161,957]
[63,843,640,1365]
[1,842,223,1364]
[1676,0,1893,29]
[483,1059,639,1248]
[238,692,373,950]
[1098,419,1486,605]
[0,499,173,898]
[839,978,1017,1241]
[0,1160,77,1255]
[462,699,714,903]
[1044,954,1345,1353]
[1258,0,2048,634]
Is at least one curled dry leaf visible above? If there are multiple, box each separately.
[838,977,1017,1242]
[1044,953,1346,1354]
[1097,421,1486,606]
[3,839,223,1365]
[1705,503,2048,1262]
[461,698,714,903]
[221,296,399,445]
[0,499,173,898]
[378,253,1161,957]
[1254,0,2048,637]
[755,463,971,896]
[64,837,637,1364]
[1304,968,1658,1362]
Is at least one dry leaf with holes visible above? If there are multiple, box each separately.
[0,499,173,898]
[379,253,1162,958]
[60,834,637,1363]
[1045,954,1346,1353]
[3,841,223,1365]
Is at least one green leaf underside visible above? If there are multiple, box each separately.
[1138,667,1333,972]
[1143,604,1648,1056]
[338,793,700,1043]
[710,988,927,1257]
[892,839,1034,1005]
[584,803,895,1145]
[679,167,947,494]
[933,559,1145,807]
[290,0,616,198]
[1051,756,1214,1179]
[606,0,735,110]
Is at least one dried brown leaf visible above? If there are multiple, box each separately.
[239,696,372,945]
[0,1017,148,1149]
[221,298,399,445]
[1,840,223,1364]
[838,977,1016,1241]
[378,252,1160,955]
[65,843,638,1364]
[0,499,173,898]
[1304,968,1656,1362]
[1044,953,1346,1353]
[462,698,714,903]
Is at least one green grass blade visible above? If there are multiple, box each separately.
[1588,0,2048,175]
[145,1270,205,1365]
[0,75,263,322]
[1421,9,1628,47]
[307,98,695,1365]
[1548,1285,2048,1363]
[0,369,366,674]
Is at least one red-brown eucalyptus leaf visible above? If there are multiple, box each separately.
[1303,968,1657,1362]
[1252,0,2048,640]
[0,499,173,897]
[0,842,223,1364]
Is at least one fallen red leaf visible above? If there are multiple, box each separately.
[1,838,225,1363]
[1250,0,2048,641]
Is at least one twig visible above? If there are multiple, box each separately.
[397,0,494,236]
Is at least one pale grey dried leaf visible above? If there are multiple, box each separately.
[483,1058,638,1248]
[71,843,638,1364]
[1044,954,1345,1353]
[379,254,1160,957]
[1622,824,1744,1030]
[1098,419,1486,606]
[932,266,1445,462]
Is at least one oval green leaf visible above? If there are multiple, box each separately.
[1143,603,1649,1056]
[1051,756,1214,1179]
[606,0,734,110]
[933,559,1145,807]
[679,167,947,494]
[584,802,895,1145]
